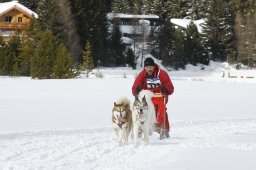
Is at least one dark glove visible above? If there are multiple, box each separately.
[160,85,168,94]
[135,86,141,95]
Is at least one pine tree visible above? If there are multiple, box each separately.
[0,45,15,75]
[36,0,64,40]
[110,23,126,66]
[81,41,94,77]
[202,0,233,61]
[11,62,21,76]
[184,22,207,65]
[190,0,208,19]
[18,40,34,76]
[143,0,163,15]
[163,0,188,20]
[31,30,59,79]
[19,0,38,11]
[112,0,131,13]
[0,37,21,76]
[70,0,109,66]
[8,37,22,76]
[235,0,256,67]
[52,43,75,79]
[126,48,136,69]
[0,37,8,75]
[172,29,185,69]
[158,21,175,65]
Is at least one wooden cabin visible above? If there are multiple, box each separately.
[0,1,38,42]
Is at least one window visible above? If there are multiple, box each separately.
[5,16,12,23]
[18,17,23,23]
[1,30,12,36]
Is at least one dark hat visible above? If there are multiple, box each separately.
[144,57,155,67]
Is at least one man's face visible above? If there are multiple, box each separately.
[144,66,155,76]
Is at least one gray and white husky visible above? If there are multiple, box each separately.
[132,90,156,147]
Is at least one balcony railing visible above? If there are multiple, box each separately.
[0,22,28,29]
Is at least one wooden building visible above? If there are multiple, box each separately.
[0,1,38,42]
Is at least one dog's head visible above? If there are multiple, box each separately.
[112,102,128,124]
[133,95,148,122]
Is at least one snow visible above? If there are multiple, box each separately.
[170,18,205,33]
[0,65,256,169]
[0,1,38,18]
[107,13,159,20]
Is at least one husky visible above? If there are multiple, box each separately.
[112,97,132,145]
[132,90,156,147]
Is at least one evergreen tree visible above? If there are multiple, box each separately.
[0,45,15,75]
[110,24,126,66]
[222,0,237,62]
[172,29,185,69]
[88,1,110,66]
[163,0,189,20]
[18,39,33,76]
[190,0,208,19]
[184,22,207,65]
[70,0,109,66]
[81,41,94,77]
[143,0,163,15]
[31,30,59,79]
[158,21,175,65]
[19,0,38,11]
[0,37,9,75]
[126,48,136,69]
[11,63,21,76]
[52,43,75,79]
[36,0,64,40]
[235,0,256,67]
[0,36,21,76]
[9,37,22,76]
[202,0,234,61]
[112,0,131,13]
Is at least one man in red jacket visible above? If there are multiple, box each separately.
[132,57,174,138]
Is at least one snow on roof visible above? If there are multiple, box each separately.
[0,1,38,18]
[170,18,205,33]
[107,13,159,20]
[119,25,142,34]
[121,36,133,44]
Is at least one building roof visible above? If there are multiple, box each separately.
[0,1,38,18]
[170,18,205,33]
[107,13,159,20]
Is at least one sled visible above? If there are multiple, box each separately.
[152,93,168,140]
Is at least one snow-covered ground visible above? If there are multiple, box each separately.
[1,64,256,170]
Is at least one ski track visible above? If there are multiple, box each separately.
[0,118,256,170]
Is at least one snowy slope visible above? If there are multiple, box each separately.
[1,67,256,169]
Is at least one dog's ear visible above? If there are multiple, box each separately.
[114,102,117,106]
[135,95,139,101]
[142,95,148,109]
[133,95,139,108]
[142,95,146,103]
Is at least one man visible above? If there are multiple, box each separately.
[132,57,174,138]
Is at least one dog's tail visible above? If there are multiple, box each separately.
[138,90,154,103]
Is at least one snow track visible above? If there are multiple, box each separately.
[1,118,256,170]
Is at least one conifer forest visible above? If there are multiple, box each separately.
[0,0,255,78]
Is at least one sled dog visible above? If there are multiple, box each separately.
[132,90,156,147]
[112,97,132,145]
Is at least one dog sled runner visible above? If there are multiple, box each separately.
[152,93,169,140]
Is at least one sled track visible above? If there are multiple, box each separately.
[1,118,256,170]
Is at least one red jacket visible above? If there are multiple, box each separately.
[132,64,174,101]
